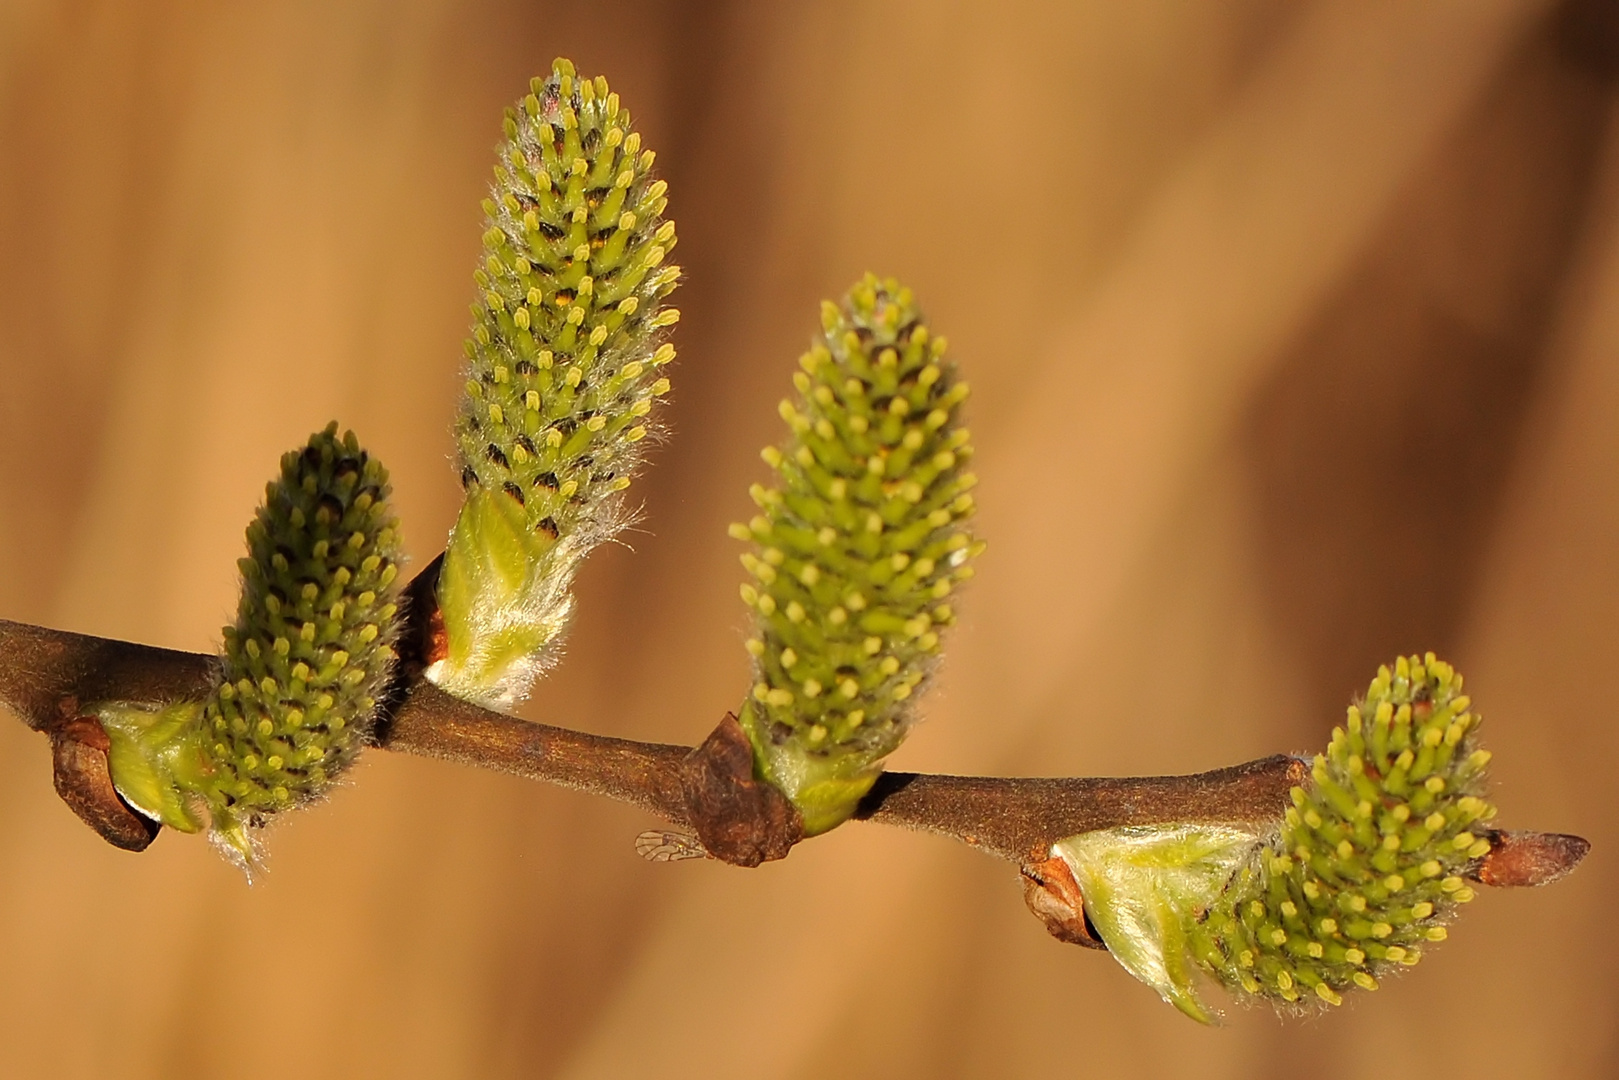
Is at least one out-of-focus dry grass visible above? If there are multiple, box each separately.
[0,2,1614,1077]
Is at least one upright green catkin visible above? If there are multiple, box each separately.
[101,424,404,865]
[731,275,981,835]
[1189,653,1495,1008]
[431,56,680,708]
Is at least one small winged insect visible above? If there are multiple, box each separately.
[634,829,709,863]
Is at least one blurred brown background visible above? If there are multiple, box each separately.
[1,1,1615,1077]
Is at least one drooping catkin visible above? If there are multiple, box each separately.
[101,424,404,865]
[732,275,982,835]
[431,57,680,708]
[1189,653,1495,1007]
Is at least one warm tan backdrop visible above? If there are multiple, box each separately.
[1,2,1615,1077]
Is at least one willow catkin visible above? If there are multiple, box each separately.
[732,275,982,835]
[1190,653,1494,1007]
[102,424,403,865]
[430,57,680,708]
[1050,653,1496,1021]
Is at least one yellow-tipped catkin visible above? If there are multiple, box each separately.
[734,275,981,834]
[432,57,680,708]
[102,425,404,865]
[1189,653,1496,1007]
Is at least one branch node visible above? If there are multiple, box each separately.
[679,713,802,866]
[1021,853,1105,949]
[49,705,160,852]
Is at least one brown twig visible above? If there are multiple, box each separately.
[0,615,1589,889]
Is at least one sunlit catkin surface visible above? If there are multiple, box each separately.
[0,2,1614,1078]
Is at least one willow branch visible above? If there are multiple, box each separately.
[0,616,1588,883]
